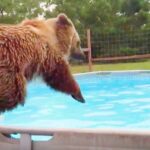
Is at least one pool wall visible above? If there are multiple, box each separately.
[0,126,150,150]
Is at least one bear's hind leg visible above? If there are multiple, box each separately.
[0,68,26,112]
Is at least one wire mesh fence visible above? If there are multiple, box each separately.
[80,29,150,63]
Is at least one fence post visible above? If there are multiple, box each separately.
[87,29,92,71]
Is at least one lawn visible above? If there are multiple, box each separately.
[71,60,150,73]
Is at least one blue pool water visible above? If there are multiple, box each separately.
[1,71,150,129]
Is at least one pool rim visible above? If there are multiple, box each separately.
[0,125,150,150]
[74,69,150,76]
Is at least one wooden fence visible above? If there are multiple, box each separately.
[82,29,150,71]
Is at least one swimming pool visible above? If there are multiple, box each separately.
[1,70,150,130]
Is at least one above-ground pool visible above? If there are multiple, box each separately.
[1,71,150,130]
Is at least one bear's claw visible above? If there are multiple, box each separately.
[71,90,85,103]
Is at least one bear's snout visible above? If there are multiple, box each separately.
[71,52,85,61]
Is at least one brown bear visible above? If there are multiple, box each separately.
[0,13,85,112]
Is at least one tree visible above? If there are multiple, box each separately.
[120,0,150,30]
[44,0,123,33]
[0,0,44,23]
[0,0,149,33]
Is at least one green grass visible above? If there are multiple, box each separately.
[71,60,150,73]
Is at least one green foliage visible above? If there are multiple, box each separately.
[0,0,44,23]
[118,47,139,56]
[48,0,123,32]
[46,0,150,33]
[120,0,150,30]
[0,0,149,32]
[121,0,142,15]
[0,0,149,58]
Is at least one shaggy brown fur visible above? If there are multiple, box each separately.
[0,14,85,112]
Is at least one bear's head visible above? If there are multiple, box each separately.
[21,14,85,61]
[45,13,85,61]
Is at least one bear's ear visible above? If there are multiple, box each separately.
[57,13,72,26]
